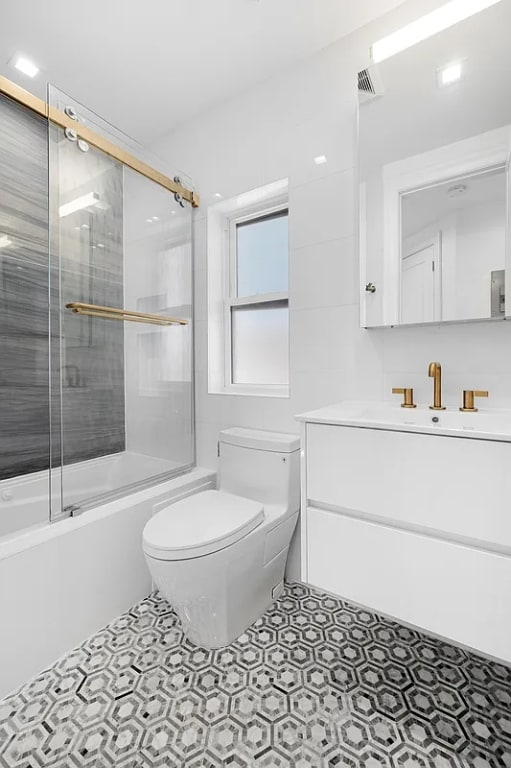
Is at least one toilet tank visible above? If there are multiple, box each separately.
[218,428,300,513]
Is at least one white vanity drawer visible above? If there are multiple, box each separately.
[306,422,511,551]
[307,505,511,663]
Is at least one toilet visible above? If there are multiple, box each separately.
[142,427,300,648]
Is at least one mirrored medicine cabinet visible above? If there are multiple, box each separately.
[359,0,511,328]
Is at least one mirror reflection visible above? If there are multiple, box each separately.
[401,166,507,324]
[359,0,511,327]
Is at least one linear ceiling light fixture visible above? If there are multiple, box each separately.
[59,192,101,219]
[371,0,503,63]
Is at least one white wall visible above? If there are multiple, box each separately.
[153,0,511,466]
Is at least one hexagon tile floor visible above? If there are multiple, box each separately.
[1,584,510,768]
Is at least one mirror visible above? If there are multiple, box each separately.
[359,0,511,327]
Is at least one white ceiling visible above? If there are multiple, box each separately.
[402,167,507,238]
[0,0,405,143]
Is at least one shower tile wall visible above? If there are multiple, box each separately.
[0,95,125,487]
[0,95,50,481]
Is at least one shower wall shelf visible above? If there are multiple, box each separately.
[66,302,188,326]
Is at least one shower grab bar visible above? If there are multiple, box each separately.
[66,302,188,326]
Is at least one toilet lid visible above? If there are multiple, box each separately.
[143,489,264,561]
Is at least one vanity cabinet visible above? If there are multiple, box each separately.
[299,413,511,663]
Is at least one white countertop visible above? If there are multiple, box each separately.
[296,400,511,442]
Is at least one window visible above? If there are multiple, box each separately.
[228,209,289,389]
[207,181,289,396]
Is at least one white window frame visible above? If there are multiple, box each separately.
[207,179,289,397]
[224,205,289,395]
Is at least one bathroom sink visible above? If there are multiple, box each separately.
[296,401,511,442]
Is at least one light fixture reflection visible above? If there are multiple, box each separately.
[0,234,13,248]
[59,192,101,219]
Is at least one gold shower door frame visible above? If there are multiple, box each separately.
[0,74,197,518]
[0,75,200,208]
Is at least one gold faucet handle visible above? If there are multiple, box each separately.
[460,390,488,412]
[392,387,417,409]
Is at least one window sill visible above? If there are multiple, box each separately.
[209,384,289,399]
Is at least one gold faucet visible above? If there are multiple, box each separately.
[428,362,446,410]
[392,387,417,408]
[460,390,488,412]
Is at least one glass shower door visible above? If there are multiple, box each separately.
[49,88,194,517]
[122,168,194,487]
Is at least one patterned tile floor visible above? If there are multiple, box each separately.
[1,583,510,768]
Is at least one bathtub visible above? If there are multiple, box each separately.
[0,466,215,698]
[0,451,187,540]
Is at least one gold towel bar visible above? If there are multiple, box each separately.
[66,302,188,327]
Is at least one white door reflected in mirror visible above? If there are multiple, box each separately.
[401,234,441,324]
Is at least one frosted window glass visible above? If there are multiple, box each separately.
[231,301,289,385]
[236,212,288,297]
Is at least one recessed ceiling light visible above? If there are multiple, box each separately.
[371,0,503,63]
[214,193,223,199]
[314,155,327,165]
[439,61,463,86]
[0,234,12,248]
[11,54,40,78]
[151,216,159,221]
[146,218,153,223]
[97,243,105,248]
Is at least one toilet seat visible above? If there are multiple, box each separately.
[143,489,264,561]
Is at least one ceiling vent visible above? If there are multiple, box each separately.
[358,67,384,104]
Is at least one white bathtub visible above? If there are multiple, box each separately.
[0,466,215,698]
[0,451,186,539]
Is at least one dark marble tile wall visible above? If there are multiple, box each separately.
[0,95,50,481]
[0,95,125,488]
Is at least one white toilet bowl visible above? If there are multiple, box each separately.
[142,428,300,648]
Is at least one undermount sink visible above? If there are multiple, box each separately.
[296,400,511,442]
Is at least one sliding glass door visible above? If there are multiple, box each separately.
[49,87,194,517]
